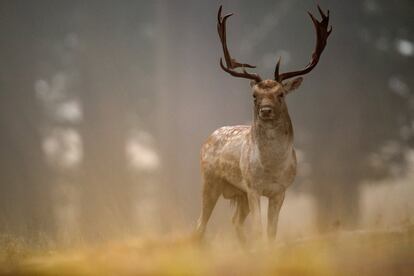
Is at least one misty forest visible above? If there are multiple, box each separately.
[1,0,414,275]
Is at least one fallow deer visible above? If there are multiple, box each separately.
[195,5,332,242]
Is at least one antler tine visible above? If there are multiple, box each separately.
[274,57,281,81]
[317,4,327,20]
[274,5,332,82]
[217,5,262,82]
[220,59,261,80]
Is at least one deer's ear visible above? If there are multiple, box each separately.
[250,80,257,88]
[283,77,303,94]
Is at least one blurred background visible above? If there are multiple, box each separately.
[0,0,413,246]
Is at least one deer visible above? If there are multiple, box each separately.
[195,5,332,243]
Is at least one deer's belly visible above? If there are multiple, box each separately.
[216,159,244,187]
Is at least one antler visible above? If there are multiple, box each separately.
[274,5,332,82]
[217,6,262,82]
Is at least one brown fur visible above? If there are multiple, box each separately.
[195,78,303,242]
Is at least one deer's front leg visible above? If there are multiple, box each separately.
[267,191,285,241]
[246,189,262,239]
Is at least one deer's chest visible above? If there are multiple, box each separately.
[243,147,296,195]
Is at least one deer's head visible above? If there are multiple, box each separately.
[217,5,332,122]
[250,78,302,121]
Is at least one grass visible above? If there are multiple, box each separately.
[1,226,414,275]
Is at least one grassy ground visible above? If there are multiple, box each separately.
[1,226,414,276]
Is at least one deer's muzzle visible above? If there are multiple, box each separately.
[259,106,274,119]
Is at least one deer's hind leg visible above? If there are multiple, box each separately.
[232,193,250,244]
[194,175,222,240]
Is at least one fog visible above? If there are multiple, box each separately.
[0,0,413,249]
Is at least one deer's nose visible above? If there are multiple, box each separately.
[259,106,273,117]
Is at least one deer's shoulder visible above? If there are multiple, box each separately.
[211,125,251,140]
[201,125,250,159]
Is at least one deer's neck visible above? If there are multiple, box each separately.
[251,110,294,162]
